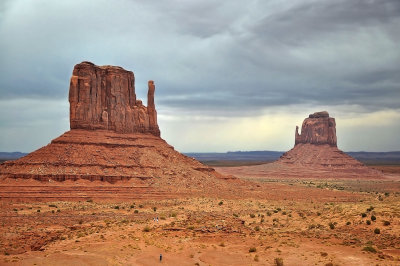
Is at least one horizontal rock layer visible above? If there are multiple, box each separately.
[295,111,337,146]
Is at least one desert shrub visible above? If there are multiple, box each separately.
[328,222,335,229]
[277,208,282,211]
[366,220,371,225]
[79,220,83,224]
[371,215,376,221]
[320,252,328,257]
[267,211,272,216]
[383,220,390,226]
[86,199,93,203]
[250,213,256,218]
[134,210,139,213]
[346,221,351,225]
[139,204,144,208]
[249,247,256,253]
[273,218,279,223]
[374,228,380,234]
[170,212,177,218]
[384,192,389,197]
[363,246,377,253]
[13,208,18,211]
[130,204,135,209]
[233,213,239,217]
[218,201,223,206]
[114,206,120,210]
[153,207,157,212]
[309,224,316,229]
[274,257,283,266]
[361,213,367,218]
[48,204,57,208]
[282,211,287,215]
[254,254,259,262]
[37,209,41,213]
[57,209,60,213]
[52,210,55,214]
[219,242,225,247]
[187,225,194,230]
[273,210,279,213]
[143,226,151,232]
[317,212,321,216]
[254,226,260,231]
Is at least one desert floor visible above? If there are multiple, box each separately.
[0,166,399,266]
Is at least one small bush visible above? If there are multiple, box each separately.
[363,246,377,253]
[219,242,225,247]
[361,213,367,218]
[320,252,328,257]
[130,204,135,209]
[153,207,157,212]
[57,209,61,213]
[13,208,18,211]
[139,204,144,208]
[266,211,272,216]
[218,201,223,206]
[78,220,83,224]
[328,222,335,229]
[249,247,257,253]
[366,220,371,225]
[250,214,256,218]
[52,210,55,214]
[114,206,120,210]
[371,215,376,221]
[346,221,351,225]
[134,210,139,213]
[317,212,321,216]
[383,220,390,226]
[255,226,260,231]
[233,213,239,217]
[86,199,93,203]
[170,212,177,218]
[48,204,58,208]
[374,228,380,234]
[37,209,41,213]
[143,226,151,232]
[274,257,283,266]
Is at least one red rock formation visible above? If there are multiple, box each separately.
[217,111,384,179]
[0,62,234,189]
[69,61,160,136]
[295,111,337,146]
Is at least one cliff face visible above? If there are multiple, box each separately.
[69,61,160,136]
[295,111,337,146]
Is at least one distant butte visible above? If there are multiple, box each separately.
[216,111,384,179]
[0,62,233,190]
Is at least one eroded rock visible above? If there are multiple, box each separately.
[295,111,337,146]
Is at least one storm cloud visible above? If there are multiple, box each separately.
[0,0,399,152]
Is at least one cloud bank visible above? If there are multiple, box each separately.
[0,0,399,152]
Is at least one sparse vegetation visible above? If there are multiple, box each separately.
[328,222,335,229]
[371,215,376,221]
[249,247,256,253]
[361,213,367,218]
[374,228,380,234]
[383,220,390,226]
[274,257,284,266]
[363,246,377,253]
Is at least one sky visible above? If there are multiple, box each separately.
[0,0,399,153]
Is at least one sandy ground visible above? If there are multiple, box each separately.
[1,176,399,266]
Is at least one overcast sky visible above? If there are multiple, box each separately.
[0,0,399,153]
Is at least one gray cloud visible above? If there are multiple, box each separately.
[0,0,399,151]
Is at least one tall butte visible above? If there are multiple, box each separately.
[0,62,230,193]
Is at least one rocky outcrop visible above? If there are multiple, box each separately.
[295,111,337,146]
[69,61,160,136]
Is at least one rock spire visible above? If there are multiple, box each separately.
[295,111,337,146]
[69,61,160,136]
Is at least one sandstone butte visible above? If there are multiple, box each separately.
[217,111,384,179]
[0,62,237,200]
